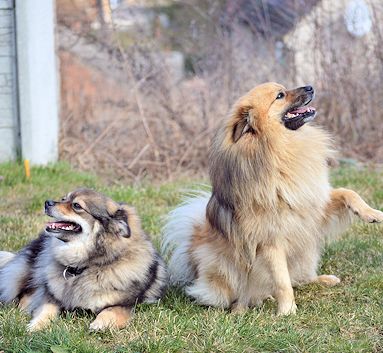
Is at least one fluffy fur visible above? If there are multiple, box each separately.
[0,188,168,331]
[162,82,383,315]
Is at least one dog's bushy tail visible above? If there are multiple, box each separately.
[0,251,15,268]
[0,250,29,303]
[161,191,210,286]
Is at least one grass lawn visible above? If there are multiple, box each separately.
[0,162,382,353]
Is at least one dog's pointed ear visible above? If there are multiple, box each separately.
[233,118,250,143]
[232,106,255,143]
[110,208,131,238]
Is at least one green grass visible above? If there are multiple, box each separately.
[0,162,382,353]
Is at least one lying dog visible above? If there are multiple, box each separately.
[0,188,168,331]
[162,82,383,315]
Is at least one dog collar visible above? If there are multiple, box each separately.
[63,266,87,280]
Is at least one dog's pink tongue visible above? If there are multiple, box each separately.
[289,106,314,114]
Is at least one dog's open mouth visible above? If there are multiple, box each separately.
[282,106,316,130]
[46,221,82,234]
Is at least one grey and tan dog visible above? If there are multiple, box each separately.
[0,188,168,331]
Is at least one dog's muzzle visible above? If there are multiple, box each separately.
[282,86,317,130]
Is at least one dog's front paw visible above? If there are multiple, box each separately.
[90,306,132,331]
[277,301,297,316]
[89,318,110,331]
[357,208,383,223]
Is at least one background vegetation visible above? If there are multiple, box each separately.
[57,0,383,182]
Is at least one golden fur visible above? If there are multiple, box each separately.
[162,82,383,315]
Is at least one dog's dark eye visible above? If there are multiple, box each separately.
[72,202,82,211]
[276,92,285,100]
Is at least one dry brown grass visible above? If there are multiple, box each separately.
[57,1,383,182]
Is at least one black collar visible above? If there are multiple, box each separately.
[63,266,87,280]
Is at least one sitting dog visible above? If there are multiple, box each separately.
[162,82,383,315]
[0,188,168,331]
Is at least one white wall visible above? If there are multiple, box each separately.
[16,0,59,165]
[0,0,18,162]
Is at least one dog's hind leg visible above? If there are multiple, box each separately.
[185,266,236,309]
[89,306,133,331]
[0,251,15,268]
[18,292,34,311]
[27,301,60,332]
[313,274,341,287]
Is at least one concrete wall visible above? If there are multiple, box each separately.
[16,0,59,164]
[0,0,18,162]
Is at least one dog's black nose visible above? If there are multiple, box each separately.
[304,85,314,92]
[45,200,56,208]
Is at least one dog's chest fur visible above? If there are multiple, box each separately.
[33,239,161,312]
[44,264,138,312]
[223,126,333,273]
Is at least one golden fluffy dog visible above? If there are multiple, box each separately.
[162,82,383,315]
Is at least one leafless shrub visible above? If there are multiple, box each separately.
[57,0,383,183]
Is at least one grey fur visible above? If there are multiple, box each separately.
[0,188,168,330]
